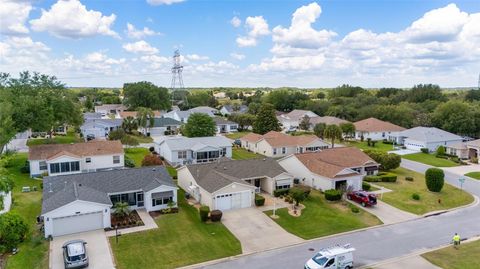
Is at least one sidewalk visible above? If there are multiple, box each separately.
[106,209,158,237]
[372,255,440,269]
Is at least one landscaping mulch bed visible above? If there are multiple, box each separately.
[110,210,144,229]
[149,208,179,219]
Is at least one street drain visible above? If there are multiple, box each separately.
[308,248,315,251]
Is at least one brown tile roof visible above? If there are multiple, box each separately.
[241,131,324,147]
[119,110,163,118]
[354,117,405,132]
[29,140,123,160]
[240,132,264,143]
[310,116,350,126]
[294,147,378,178]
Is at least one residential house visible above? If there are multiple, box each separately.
[80,118,122,140]
[213,117,238,133]
[310,116,350,127]
[178,158,293,211]
[119,110,164,119]
[240,131,329,157]
[155,136,232,166]
[163,106,218,123]
[277,109,319,131]
[29,140,124,177]
[220,104,248,115]
[396,127,463,152]
[41,166,177,237]
[94,104,127,118]
[354,117,406,141]
[139,117,182,136]
[83,112,103,120]
[278,147,379,191]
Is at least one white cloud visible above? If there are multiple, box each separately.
[193,61,239,74]
[30,0,118,39]
[55,52,126,74]
[0,0,32,35]
[140,55,170,69]
[125,23,160,39]
[186,54,209,61]
[230,16,241,27]
[146,0,184,5]
[236,16,270,47]
[230,53,245,60]
[123,40,159,54]
[0,37,52,74]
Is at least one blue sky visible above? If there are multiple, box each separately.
[1,0,479,88]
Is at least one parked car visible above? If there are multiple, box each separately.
[233,139,241,146]
[305,244,355,269]
[86,134,95,141]
[347,190,377,207]
[62,240,89,268]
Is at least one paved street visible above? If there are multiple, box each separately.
[190,159,480,269]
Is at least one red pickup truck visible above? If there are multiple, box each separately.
[347,191,377,207]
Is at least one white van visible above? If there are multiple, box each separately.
[304,244,355,269]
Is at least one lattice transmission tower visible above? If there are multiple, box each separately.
[170,49,188,106]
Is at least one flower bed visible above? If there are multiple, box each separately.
[148,207,179,218]
[109,210,144,230]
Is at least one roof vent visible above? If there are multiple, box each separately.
[152,168,156,171]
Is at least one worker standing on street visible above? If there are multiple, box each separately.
[453,233,461,249]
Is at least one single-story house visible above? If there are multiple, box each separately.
[163,106,219,123]
[309,116,350,127]
[278,147,379,192]
[178,158,293,211]
[220,105,248,115]
[354,117,406,141]
[41,166,177,238]
[155,136,232,166]
[80,119,122,140]
[446,139,480,160]
[94,104,127,118]
[277,109,319,131]
[240,131,329,157]
[29,140,124,177]
[139,117,182,136]
[395,127,463,152]
[213,117,238,133]
[119,110,164,119]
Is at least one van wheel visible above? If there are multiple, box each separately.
[345,266,352,269]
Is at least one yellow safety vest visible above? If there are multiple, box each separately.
[453,235,460,242]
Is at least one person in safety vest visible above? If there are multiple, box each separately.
[452,233,461,249]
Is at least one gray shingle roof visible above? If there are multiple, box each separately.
[149,117,182,128]
[185,157,287,192]
[399,127,462,143]
[42,166,175,214]
[213,117,237,125]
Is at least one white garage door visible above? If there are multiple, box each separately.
[215,191,251,211]
[52,211,104,237]
[149,128,165,136]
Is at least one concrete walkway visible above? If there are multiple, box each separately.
[222,208,303,254]
[372,255,440,269]
[106,209,158,237]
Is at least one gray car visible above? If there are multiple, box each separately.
[62,240,89,268]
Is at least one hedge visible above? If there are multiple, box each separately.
[405,176,414,182]
[324,189,342,201]
[199,206,210,222]
[362,182,371,191]
[364,173,397,183]
[255,194,265,206]
[425,168,444,192]
[273,189,289,197]
[210,210,223,222]
[412,193,420,200]
[421,148,429,153]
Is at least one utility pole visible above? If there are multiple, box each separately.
[170,49,187,107]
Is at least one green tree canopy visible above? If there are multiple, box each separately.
[123,81,170,110]
[298,115,311,130]
[339,122,356,138]
[183,113,216,137]
[313,123,326,138]
[431,100,478,136]
[252,103,281,134]
[323,124,343,148]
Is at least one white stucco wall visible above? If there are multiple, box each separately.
[355,131,402,141]
[145,185,178,212]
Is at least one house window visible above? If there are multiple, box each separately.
[50,163,60,173]
[110,193,137,206]
[152,197,173,206]
[86,158,91,163]
[113,155,120,164]
[382,132,386,137]
[352,167,361,173]
[230,125,237,130]
[39,161,47,171]
[221,148,227,157]
[273,148,277,155]
[49,161,80,174]
[178,151,187,159]
[282,147,286,154]
[276,184,291,190]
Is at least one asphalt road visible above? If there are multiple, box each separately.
[193,159,480,269]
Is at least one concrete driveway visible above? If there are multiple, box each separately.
[443,164,480,177]
[221,207,303,254]
[350,200,418,224]
[50,230,115,269]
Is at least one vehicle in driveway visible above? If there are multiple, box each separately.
[347,190,377,207]
[62,240,89,268]
[304,244,355,269]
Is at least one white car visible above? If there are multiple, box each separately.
[305,244,355,269]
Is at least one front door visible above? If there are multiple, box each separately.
[254,178,261,188]
[137,192,144,207]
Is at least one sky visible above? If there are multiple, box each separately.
[1,0,479,88]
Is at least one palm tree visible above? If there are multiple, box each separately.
[324,124,343,148]
[113,202,131,218]
[136,107,155,135]
[122,116,138,134]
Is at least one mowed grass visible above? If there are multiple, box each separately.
[109,190,241,269]
[27,130,83,146]
[344,140,395,153]
[422,239,480,269]
[402,153,459,167]
[225,131,251,140]
[3,154,49,269]
[465,172,480,180]
[124,147,149,167]
[264,190,382,239]
[232,148,261,160]
[375,167,473,215]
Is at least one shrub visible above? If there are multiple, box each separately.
[210,210,223,222]
[362,182,371,191]
[425,168,445,192]
[120,135,139,146]
[351,206,360,213]
[273,189,289,197]
[149,146,155,152]
[412,193,420,200]
[124,155,136,168]
[363,150,401,171]
[293,178,300,184]
[254,194,265,206]
[109,129,126,140]
[471,157,479,164]
[421,148,429,154]
[324,189,342,201]
[199,206,210,222]
[436,146,446,156]
[289,187,307,206]
[405,176,414,182]
[20,161,30,174]
[293,185,311,197]
[141,154,163,166]
[364,173,397,183]
[382,139,394,145]
[0,212,29,253]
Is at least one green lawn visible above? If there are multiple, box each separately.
[375,167,473,215]
[232,148,261,160]
[402,153,459,167]
[166,166,177,178]
[344,140,395,153]
[27,130,83,146]
[128,133,153,144]
[109,190,241,269]
[124,147,149,167]
[264,190,382,239]
[422,239,480,269]
[465,172,480,180]
[225,131,250,140]
[3,154,49,269]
